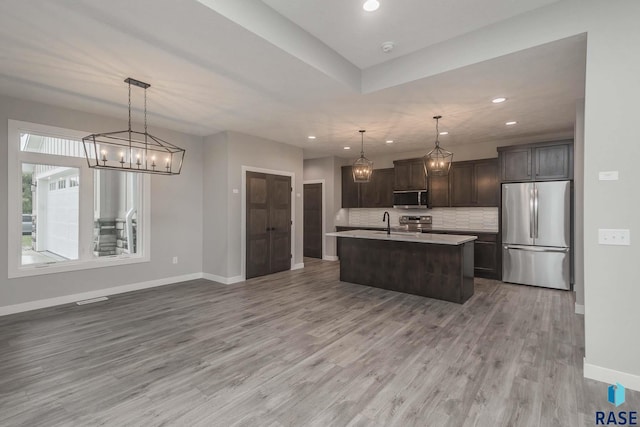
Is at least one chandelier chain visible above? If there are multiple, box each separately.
[144,88,148,135]
[128,81,132,132]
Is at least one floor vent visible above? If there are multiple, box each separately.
[76,296,109,305]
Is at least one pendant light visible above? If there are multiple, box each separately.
[423,115,453,177]
[352,130,374,182]
[82,77,186,175]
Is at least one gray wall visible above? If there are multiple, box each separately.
[203,132,230,277]
[203,131,304,279]
[581,2,640,380]
[0,95,204,307]
[574,100,585,311]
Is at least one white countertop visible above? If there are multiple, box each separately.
[326,230,477,245]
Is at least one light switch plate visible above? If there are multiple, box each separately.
[598,229,631,246]
[599,171,619,181]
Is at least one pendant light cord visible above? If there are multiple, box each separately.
[434,116,440,148]
[128,81,132,132]
[359,130,366,157]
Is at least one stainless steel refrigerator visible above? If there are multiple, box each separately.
[502,181,571,290]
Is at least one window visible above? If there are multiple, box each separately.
[8,120,150,278]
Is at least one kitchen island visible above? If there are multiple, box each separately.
[326,230,477,304]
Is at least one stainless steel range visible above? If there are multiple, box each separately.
[398,215,432,232]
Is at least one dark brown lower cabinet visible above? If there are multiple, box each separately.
[246,172,292,279]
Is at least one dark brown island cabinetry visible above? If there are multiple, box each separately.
[337,237,474,304]
[498,140,573,182]
[427,158,499,208]
[427,230,499,279]
[340,166,394,208]
[336,226,500,280]
[393,158,427,190]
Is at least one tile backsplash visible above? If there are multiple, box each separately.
[345,207,499,232]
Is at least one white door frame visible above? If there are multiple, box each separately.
[241,166,296,281]
[303,179,326,260]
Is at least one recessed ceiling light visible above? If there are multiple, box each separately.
[386,140,394,144]
[363,0,380,12]
[439,131,449,135]
[505,121,517,126]
[344,146,351,150]
[492,97,507,103]
[307,135,316,140]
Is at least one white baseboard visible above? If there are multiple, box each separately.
[0,273,204,317]
[323,255,339,261]
[292,263,305,270]
[584,359,640,392]
[202,273,244,285]
[575,303,584,315]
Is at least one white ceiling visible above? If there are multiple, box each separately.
[0,0,585,160]
[263,0,560,69]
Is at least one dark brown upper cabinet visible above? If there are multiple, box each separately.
[393,158,427,191]
[498,140,573,182]
[449,158,499,207]
[341,166,360,208]
[428,174,450,207]
[428,158,498,208]
[341,166,394,208]
[360,168,394,208]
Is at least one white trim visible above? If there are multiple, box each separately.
[575,303,584,315]
[584,359,640,392]
[291,263,305,270]
[303,179,326,259]
[0,273,203,316]
[202,273,244,285]
[7,120,151,279]
[323,255,339,261]
[241,166,296,282]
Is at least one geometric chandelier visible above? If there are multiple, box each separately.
[82,77,186,175]
[423,115,453,177]
[352,129,374,183]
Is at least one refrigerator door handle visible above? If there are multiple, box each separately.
[503,244,570,253]
[529,188,534,238]
[534,187,539,238]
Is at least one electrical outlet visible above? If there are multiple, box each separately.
[598,229,631,246]
[172,256,178,264]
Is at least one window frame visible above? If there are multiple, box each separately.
[7,120,151,279]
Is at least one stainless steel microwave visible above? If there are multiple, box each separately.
[393,190,429,209]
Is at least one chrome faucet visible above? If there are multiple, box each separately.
[382,211,390,235]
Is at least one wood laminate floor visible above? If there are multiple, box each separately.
[1,258,638,426]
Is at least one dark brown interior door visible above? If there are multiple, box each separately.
[246,172,292,279]
[269,174,292,273]
[303,183,322,259]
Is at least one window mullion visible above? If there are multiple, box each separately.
[79,165,94,262]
